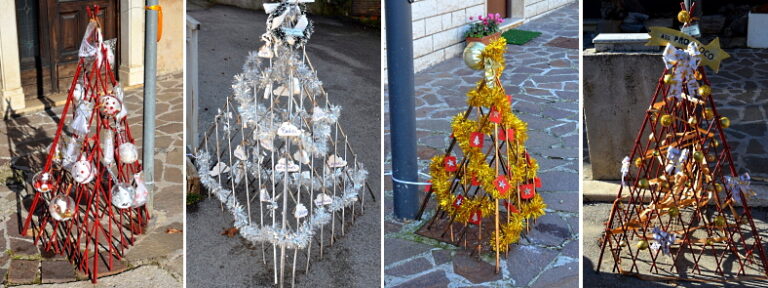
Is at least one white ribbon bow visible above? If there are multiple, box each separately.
[662,42,701,100]
[664,146,689,175]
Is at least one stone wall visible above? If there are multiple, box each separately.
[157,0,185,74]
[383,0,575,82]
[584,48,768,180]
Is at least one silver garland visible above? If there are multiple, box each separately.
[195,150,365,249]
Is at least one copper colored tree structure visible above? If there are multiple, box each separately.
[596,39,768,281]
[21,7,149,283]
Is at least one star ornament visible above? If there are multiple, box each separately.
[453,195,465,208]
[444,156,458,172]
[489,107,502,123]
[701,38,730,73]
[470,132,484,148]
[494,175,510,196]
[519,183,535,199]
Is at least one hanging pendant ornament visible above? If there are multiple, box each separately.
[275,158,300,173]
[294,203,308,219]
[32,172,56,193]
[234,145,248,161]
[274,78,301,97]
[314,193,332,207]
[74,82,87,102]
[132,172,149,207]
[113,84,129,120]
[258,44,273,58]
[118,142,139,164]
[260,188,272,202]
[326,155,347,168]
[49,194,76,221]
[209,162,230,177]
[111,183,136,209]
[277,122,302,137]
[71,102,92,136]
[294,150,310,165]
[99,94,123,117]
[101,129,115,165]
[71,155,96,184]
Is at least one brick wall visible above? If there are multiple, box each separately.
[383,0,575,81]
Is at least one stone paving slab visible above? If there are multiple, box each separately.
[0,73,184,286]
[384,3,579,287]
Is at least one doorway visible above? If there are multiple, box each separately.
[15,0,119,101]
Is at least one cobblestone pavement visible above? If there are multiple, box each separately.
[384,3,579,287]
[706,49,768,179]
[186,5,381,288]
[583,203,768,287]
[0,73,184,286]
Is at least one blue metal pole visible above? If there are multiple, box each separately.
[385,0,419,219]
[143,0,158,213]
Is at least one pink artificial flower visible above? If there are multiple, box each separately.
[469,16,474,20]
[496,13,501,19]
[479,15,484,20]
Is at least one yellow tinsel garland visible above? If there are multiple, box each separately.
[428,38,546,252]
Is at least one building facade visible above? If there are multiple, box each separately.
[0,0,183,114]
[384,0,575,79]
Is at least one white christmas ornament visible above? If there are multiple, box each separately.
[273,78,301,96]
[71,156,96,184]
[99,94,122,117]
[210,162,230,177]
[132,173,149,207]
[32,172,56,193]
[234,145,248,161]
[258,45,273,58]
[293,150,310,164]
[259,188,272,202]
[100,129,115,165]
[326,155,347,168]
[294,203,308,219]
[277,122,302,137]
[314,193,333,207]
[111,183,135,209]
[118,142,139,164]
[49,194,76,221]
[275,158,300,172]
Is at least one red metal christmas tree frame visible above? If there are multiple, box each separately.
[21,6,149,283]
[596,12,768,280]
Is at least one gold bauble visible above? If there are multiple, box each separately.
[694,70,703,80]
[703,108,715,120]
[463,42,486,70]
[634,157,643,168]
[638,178,650,189]
[712,139,720,147]
[668,207,680,217]
[713,215,726,227]
[678,10,691,23]
[660,114,673,127]
[706,154,716,162]
[693,151,704,163]
[637,240,649,250]
[719,117,731,128]
[714,183,724,193]
[698,85,712,97]
[663,74,674,84]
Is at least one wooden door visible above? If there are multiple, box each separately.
[488,0,508,19]
[17,0,118,100]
